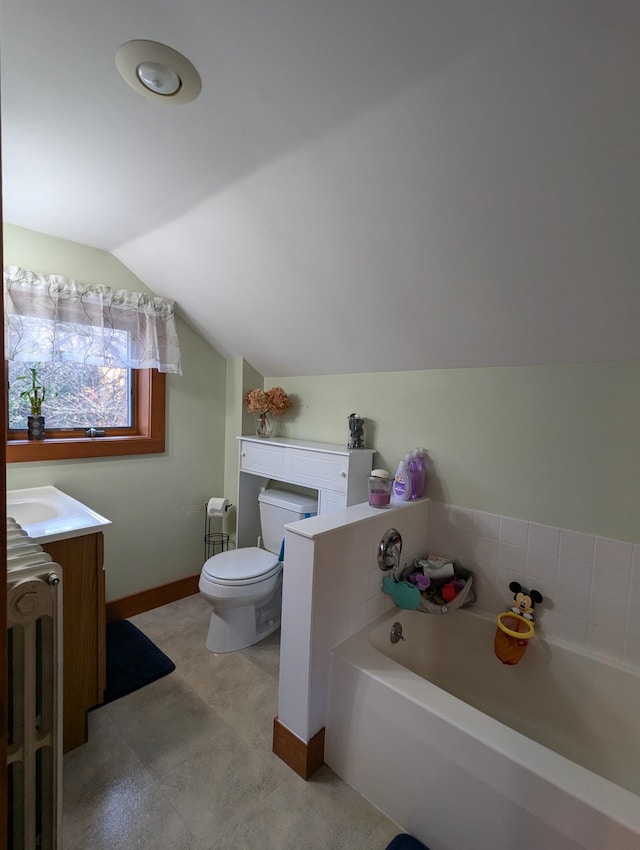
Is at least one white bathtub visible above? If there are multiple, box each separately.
[325,607,640,850]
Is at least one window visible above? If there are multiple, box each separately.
[7,367,165,462]
[4,265,180,462]
[8,361,132,430]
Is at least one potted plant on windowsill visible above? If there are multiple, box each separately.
[18,364,48,440]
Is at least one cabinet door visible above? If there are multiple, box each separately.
[318,490,347,515]
[285,448,349,493]
[239,440,286,478]
[42,532,104,753]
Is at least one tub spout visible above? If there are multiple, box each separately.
[378,529,403,577]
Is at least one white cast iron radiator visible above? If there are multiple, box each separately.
[6,519,63,850]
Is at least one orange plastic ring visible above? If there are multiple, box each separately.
[496,611,535,640]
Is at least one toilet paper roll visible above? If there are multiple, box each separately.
[207,497,230,518]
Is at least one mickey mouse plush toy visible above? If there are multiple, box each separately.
[509,581,543,622]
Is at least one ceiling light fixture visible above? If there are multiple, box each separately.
[115,40,201,104]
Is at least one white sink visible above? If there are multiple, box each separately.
[7,485,112,544]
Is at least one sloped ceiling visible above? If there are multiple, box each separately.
[2,1,639,376]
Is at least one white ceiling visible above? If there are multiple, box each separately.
[2,1,639,376]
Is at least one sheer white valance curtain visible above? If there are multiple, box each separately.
[4,266,182,374]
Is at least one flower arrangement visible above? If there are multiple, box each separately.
[244,386,291,416]
[245,386,291,436]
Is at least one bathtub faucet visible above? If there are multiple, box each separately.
[377,528,403,579]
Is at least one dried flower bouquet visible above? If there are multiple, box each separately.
[244,387,291,416]
[245,386,291,436]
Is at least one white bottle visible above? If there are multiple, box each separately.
[394,456,413,501]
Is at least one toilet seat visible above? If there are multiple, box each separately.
[202,547,280,587]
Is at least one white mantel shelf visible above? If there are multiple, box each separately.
[238,435,374,456]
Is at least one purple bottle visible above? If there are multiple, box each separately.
[393,457,413,501]
[414,448,427,498]
[409,451,419,500]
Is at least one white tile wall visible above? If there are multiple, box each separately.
[278,497,640,747]
[427,502,640,671]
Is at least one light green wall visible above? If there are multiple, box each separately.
[267,363,640,544]
[222,359,266,546]
[4,224,227,599]
[223,357,244,543]
[6,223,638,600]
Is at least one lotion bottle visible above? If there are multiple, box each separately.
[394,456,413,501]
[413,448,427,498]
[409,451,419,500]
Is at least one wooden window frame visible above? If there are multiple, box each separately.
[7,368,165,462]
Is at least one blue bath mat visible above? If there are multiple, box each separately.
[384,836,430,850]
[96,619,176,707]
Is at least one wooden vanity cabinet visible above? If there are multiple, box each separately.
[41,532,106,753]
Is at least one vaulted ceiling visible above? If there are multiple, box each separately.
[2,1,638,376]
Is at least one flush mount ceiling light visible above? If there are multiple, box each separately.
[115,39,201,104]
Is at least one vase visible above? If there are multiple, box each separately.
[256,412,273,438]
[347,413,366,448]
[27,415,45,441]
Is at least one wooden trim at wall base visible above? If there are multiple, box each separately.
[106,573,200,622]
[272,717,325,780]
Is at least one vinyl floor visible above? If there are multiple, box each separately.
[62,593,401,849]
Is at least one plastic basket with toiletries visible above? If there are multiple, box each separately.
[382,553,475,613]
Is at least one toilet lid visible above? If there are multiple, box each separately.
[202,547,279,582]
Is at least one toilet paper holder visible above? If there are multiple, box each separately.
[203,498,232,561]
[206,497,231,518]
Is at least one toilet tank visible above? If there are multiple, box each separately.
[258,488,318,555]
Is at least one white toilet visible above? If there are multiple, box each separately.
[199,487,317,653]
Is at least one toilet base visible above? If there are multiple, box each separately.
[204,582,282,653]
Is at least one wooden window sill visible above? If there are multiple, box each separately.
[7,370,165,463]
